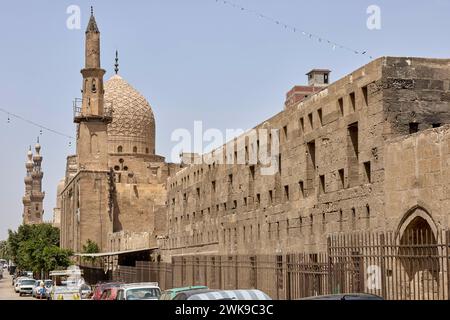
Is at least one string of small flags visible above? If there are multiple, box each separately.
[213,0,373,59]
[0,107,75,146]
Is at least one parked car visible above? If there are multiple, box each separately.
[100,287,120,300]
[116,282,161,300]
[50,286,81,300]
[32,280,42,298]
[92,282,124,300]
[80,283,92,300]
[298,293,384,300]
[33,280,53,299]
[18,279,37,296]
[14,277,31,293]
[159,286,208,300]
[174,289,272,300]
[0,259,6,273]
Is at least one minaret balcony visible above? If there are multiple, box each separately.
[73,98,113,123]
[31,171,43,179]
[30,191,45,201]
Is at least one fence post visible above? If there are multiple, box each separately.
[327,236,332,295]
[447,230,450,300]
[235,255,238,289]
[380,233,387,298]
[286,254,291,300]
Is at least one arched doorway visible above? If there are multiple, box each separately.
[398,210,439,299]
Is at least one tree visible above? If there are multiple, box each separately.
[0,240,10,260]
[81,239,100,265]
[42,246,73,272]
[6,224,73,274]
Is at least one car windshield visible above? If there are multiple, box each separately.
[22,280,36,285]
[45,281,53,287]
[126,288,160,300]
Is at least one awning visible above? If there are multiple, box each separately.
[74,247,158,258]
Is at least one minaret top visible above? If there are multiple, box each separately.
[26,146,33,169]
[86,7,99,33]
[35,136,41,154]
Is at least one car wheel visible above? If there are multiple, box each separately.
[19,293,23,296]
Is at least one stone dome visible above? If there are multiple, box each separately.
[104,74,155,155]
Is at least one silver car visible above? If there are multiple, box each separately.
[80,283,92,300]
[19,279,36,296]
[116,283,161,300]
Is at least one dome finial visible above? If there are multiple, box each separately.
[114,50,119,75]
[91,6,94,16]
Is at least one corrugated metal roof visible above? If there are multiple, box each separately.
[74,247,157,257]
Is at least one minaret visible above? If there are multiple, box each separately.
[74,7,111,171]
[22,140,45,225]
[22,147,34,224]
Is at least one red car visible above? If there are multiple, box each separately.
[100,287,120,300]
[92,282,124,300]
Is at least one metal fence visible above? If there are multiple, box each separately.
[85,230,450,300]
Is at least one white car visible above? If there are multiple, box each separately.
[18,278,36,296]
[14,277,31,293]
[116,283,161,300]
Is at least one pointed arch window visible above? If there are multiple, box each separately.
[133,146,137,153]
[117,146,123,153]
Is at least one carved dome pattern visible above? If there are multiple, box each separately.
[104,75,155,143]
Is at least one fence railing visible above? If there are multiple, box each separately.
[82,230,450,300]
[73,98,113,119]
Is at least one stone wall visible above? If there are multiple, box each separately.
[384,125,450,231]
[60,170,112,253]
[108,230,152,252]
[161,57,450,261]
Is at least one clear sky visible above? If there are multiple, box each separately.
[1,0,450,240]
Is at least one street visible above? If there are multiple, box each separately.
[0,270,34,300]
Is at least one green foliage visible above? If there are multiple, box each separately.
[82,239,100,254]
[6,224,73,273]
[42,246,73,272]
[82,239,100,265]
[0,240,10,260]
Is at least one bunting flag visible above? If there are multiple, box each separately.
[214,0,373,59]
[0,107,75,145]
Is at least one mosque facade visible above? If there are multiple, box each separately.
[54,11,450,272]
